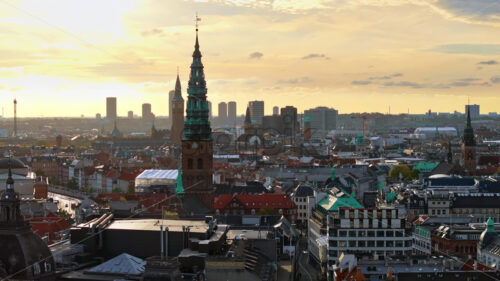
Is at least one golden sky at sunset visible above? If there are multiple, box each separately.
[0,0,499,117]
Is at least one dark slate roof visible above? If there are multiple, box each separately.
[479,178,500,193]
[426,177,476,187]
[0,158,26,169]
[452,193,500,208]
[293,184,314,197]
[215,182,267,196]
[88,253,145,275]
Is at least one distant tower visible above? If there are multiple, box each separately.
[462,107,476,175]
[244,106,252,134]
[142,103,152,120]
[218,102,227,125]
[248,101,264,125]
[128,110,133,119]
[106,97,117,120]
[228,101,237,126]
[181,17,214,209]
[273,106,279,116]
[171,73,184,144]
[13,99,17,137]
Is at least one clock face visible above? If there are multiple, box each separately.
[192,142,198,149]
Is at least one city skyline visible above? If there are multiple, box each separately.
[0,0,499,117]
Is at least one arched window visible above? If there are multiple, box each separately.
[188,159,193,169]
[198,159,203,169]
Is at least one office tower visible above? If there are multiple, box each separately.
[465,104,480,118]
[106,97,117,120]
[273,106,279,116]
[170,74,184,144]
[281,106,298,137]
[304,106,338,137]
[142,103,152,119]
[182,24,214,209]
[248,101,264,125]
[218,102,227,124]
[228,101,237,125]
[128,111,133,119]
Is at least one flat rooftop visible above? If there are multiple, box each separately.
[79,219,212,233]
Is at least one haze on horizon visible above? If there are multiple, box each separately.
[0,0,499,118]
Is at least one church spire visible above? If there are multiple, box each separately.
[183,14,211,141]
[172,72,183,102]
[463,106,475,146]
[6,157,14,190]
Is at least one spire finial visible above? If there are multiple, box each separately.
[177,66,179,76]
[195,12,201,32]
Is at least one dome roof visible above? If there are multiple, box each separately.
[479,218,497,249]
[0,229,55,280]
[0,158,26,170]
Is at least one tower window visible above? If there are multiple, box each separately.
[198,158,203,169]
[188,159,193,169]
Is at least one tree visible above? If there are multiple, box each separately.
[388,165,412,180]
[112,187,123,193]
[66,178,78,190]
[35,169,46,178]
[127,182,135,194]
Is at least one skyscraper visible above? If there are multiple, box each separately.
[218,102,227,124]
[106,97,117,120]
[465,104,480,118]
[304,106,338,137]
[128,111,133,119]
[281,106,299,137]
[182,22,214,209]
[228,101,237,125]
[142,103,152,120]
[248,100,264,125]
[170,74,184,144]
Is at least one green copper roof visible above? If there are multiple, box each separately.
[183,29,212,141]
[413,162,438,172]
[486,217,496,233]
[377,181,385,190]
[175,167,184,197]
[386,192,397,203]
[330,167,336,182]
[304,116,311,122]
[317,193,363,213]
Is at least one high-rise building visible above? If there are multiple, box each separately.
[182,25,214,209]
[142,103,152,119]
[128,111,133,119]
[106,97,117,120]
[304,106,338,137]
[170,74,184,144]
[462,107,476,175]
[273,106,279,116]
[465,104,480,118]
[218,102,227,124]
[228,101,237,125]
[280,106,299,137]
[248,101,264,125]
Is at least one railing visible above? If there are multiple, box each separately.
[48,184,91,199]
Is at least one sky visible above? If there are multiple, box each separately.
[0,0,499,117]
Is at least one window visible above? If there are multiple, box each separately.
[349,231,357,237]
[386,231,394,237]
[198,158,203,169]
[188,159,193,169]
[358,241,366,247]
[377,231,385,237]
[339,231,347,237]
[349,241,356,247]
[377,241,384,247]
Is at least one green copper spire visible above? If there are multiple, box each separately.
[330,167,336,181]
[183,20,212,141]
[377,180,385,191]
[176,167,184,198]
[486,217,495,233]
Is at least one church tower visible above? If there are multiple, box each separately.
[461,107,476,175]
[170,73,184,144]
[181,19,214,209]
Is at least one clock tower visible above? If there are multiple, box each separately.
[461,107,476,175]
[181,19,214,209]
[170,73,184,144]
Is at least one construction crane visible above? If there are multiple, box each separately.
[351,115,370,139]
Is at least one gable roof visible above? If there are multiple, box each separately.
[88,253,145,275]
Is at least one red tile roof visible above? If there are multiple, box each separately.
[461,259,495,271]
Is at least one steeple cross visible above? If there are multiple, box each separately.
[195,13,201,31]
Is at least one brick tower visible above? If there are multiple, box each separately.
[170,74,184,144]
[181,18,214,209]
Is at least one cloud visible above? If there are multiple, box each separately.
[478,60,498,65]
[351,80,372,85]
[381,78,490,89]
[430,44,500,55]
[278,77,313,84]
[301,53,330,60]
[368,73,403,80]
[141,28,164,37]
[249,52,263,59]
[491,76,500,83]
